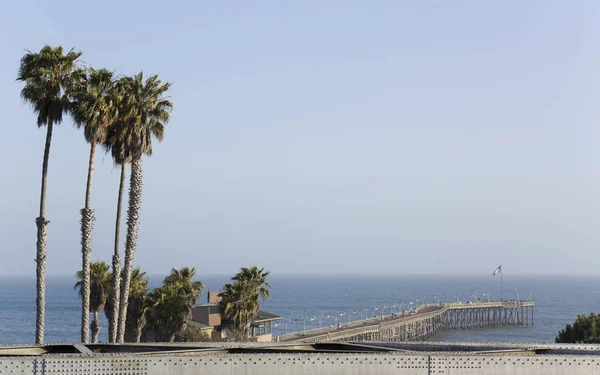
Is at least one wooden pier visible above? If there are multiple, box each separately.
[277,300,534,343]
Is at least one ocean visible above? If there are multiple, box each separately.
[0,274,598,345]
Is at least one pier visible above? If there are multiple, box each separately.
[277,300,534,343]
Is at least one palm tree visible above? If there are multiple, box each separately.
[232,266,270,302]
[145,268,203,342]
[107,162,125,343]
[218,281,256,338]
[124,268,150,343]
[103,121,131,343]
[218,266,270,339]
[74,261,111,343]
[114,73,173,343]
[70,68,117,343]
[104,267,149,343]
[17,45,82,344]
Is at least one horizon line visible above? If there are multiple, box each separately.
[2,272,600,278]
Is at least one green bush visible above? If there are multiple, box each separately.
[176,326,211,342]
[556,313,600,343]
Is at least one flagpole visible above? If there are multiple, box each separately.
[500,266,503,302]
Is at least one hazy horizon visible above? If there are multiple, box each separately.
[1,1,599,277]
[2,272,599,279]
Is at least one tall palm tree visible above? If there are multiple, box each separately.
[103,122,131,343]
[17,45,82,344]
[70,68,117,343]
[114,73,173,343]
[218,266,270,339]
[145,268,203,342]
[74,261,111,343]
[107,161,126,343]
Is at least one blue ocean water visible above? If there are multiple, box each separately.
[0,275,598,344]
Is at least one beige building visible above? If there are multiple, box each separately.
[190,291,281,342]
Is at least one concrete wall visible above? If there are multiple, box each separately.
[207,291,222,304]
[192,306,209,325]
[208,313,221,327]
[2,353,599,374]
[192,306,221,327]
[255,333,273,343]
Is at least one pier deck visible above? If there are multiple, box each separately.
[278,300,535,343]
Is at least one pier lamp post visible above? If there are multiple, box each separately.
[454,293,461,303]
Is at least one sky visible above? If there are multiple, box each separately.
[0,1,599,277]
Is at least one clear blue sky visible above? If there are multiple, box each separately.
[1,1,599,276]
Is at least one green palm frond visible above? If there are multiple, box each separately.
[17,45,82,127]
[69,68,118,144]
[217,266,271,338]
[104,72,172,161]
[74,261,112,312]
[144,267,204,342]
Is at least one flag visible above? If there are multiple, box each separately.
[493,265,501,276]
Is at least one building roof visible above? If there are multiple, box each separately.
[195,303,217,308]
[253,310,282,322]
[194,304,281,324]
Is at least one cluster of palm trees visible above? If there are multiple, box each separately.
[17,45,172,344]
[75,265,203,343]
[74,264,271,343]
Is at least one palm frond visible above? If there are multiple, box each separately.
[102,72,172,161]
[74,261,112,312]
[17,45,83,128]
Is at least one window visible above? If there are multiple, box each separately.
[253,325,265,336]
[253,321,274,336]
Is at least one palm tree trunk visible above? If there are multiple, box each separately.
[91,311,100,343]
[117,156,143,343]
[109,163,126,343]
[35,118,53,345]
[134,322,143,343]
[80,139,97,343]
